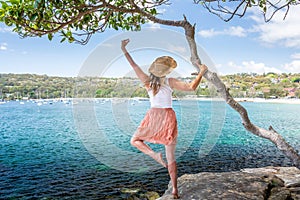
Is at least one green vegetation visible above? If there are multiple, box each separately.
[0,0,157,44]
[0,73,299,100]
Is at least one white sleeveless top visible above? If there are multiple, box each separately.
[148,78,173,108]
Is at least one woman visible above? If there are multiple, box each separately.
[121,39,207,199]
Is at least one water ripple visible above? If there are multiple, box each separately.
[0,101,298,199]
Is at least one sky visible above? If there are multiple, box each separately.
[1,0,300,77]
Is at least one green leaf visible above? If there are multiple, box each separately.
[4,17,13,26]
[68,36,74,43]
[9,0,20,4]
[60,37,66,43]
[150,8,157,15]
[66,30,72,37]
[47,33,53,41]
[0,8,5,17]
[263,6,266,13]
[34,0,42,9]
[30,13,38,21]
[1,1,8,9]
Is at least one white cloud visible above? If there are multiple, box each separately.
[146,21,161,29]
[283,60,300,73]
[224,26,247,37]
[251,6,300,48]
[291,53,300,59]
[217,60,283,75]
[198,28,219,38]
[157,8,167,14]
[198,26,247,38]
[0,43,8,51]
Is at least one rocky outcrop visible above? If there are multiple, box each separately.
[110,188,160,200]
[158,166,300,200]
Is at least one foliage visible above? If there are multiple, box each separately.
[221,73,300,98]
[291,77,300,83]
[0,0,164,44]
[1,73,299,100]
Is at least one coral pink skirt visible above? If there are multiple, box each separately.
[132,108,178,145]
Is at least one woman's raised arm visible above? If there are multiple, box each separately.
[169,64,208,91]
[121,39,149,84]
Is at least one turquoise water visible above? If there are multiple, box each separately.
[0,100,299,199]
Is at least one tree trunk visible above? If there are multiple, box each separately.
[141,12,300,168]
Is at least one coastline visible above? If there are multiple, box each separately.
[229,97,300,104]
[2,97,300,105]
[179,97,300,104]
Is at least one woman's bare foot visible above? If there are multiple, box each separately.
[172,192,180,199]
[172,187,179,199]
[152,152,167,168]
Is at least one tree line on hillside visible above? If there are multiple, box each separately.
[0,72,299,100]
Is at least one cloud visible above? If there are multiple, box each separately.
[146,21,161,29]
[0,43,8,51]
[217,60,283,75]
[283,60,300,73]
[250,6,300,48]
[225,26,247,37]
[157,8,167,14]
[291,53,300,59]
[198,28,219,38]
[198,26,247,38]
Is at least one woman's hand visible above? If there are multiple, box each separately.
[193,59,208,74]
[121,39,130,52]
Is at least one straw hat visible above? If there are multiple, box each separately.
[148,56,177,77]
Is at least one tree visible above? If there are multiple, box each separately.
[1,0,299,168]
[291,77,300,83]
[194,0,300,22]
[0,0,158,44]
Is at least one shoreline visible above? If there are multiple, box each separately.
[178,97,300,104]
[235,97,300,104]
[2,97,300,105]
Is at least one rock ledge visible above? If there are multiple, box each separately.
[158,166,300,200]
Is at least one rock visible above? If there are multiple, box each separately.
[242,166,300,187]
[290,187,300,200]
[158,166,300,200]
[269,187,291,200]
[142,191,160,200]
[115,187,160,200]
[121,188,141,194]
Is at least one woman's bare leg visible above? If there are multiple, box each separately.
[131,137,167,168]
[165,144,179,198]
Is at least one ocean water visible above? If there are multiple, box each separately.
[0,99,299,199]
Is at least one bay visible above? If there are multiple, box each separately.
[0,99,299,199]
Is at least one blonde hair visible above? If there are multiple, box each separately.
[148,73,163,96]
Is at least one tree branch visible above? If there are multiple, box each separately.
[194,0,299,22]
[132,2,300,168]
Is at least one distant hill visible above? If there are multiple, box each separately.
[0,73,299,100]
